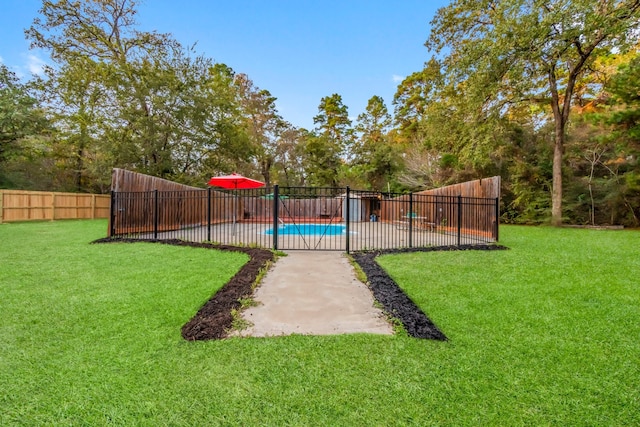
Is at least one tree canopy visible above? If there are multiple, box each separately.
[2,0,640,226]
[426,0,640,225]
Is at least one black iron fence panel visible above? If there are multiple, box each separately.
[109,186,499,252]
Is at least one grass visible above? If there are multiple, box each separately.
[376,225,640,425]
[1,220,639,425]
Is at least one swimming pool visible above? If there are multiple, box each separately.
[264,223,346,236]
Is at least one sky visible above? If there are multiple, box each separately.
[0,0,448,130]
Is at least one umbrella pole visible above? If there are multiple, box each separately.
[232,193,236,237]
[232,187,238,237]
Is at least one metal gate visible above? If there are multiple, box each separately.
[269,186,346,250]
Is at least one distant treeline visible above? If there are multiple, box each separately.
[1,0,639,226]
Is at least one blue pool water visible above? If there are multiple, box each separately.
[265,223,346,236]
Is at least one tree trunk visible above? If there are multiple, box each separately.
[548,63,572,227]
[551,122,564,226]
[76,112,87,192]
[261,158,271,190]
[550,46,596,225]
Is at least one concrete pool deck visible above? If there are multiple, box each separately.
[234,251,393,337]
[143,221,490,251]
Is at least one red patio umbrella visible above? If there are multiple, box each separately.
[207,173,265,189]
[207,173,265,234]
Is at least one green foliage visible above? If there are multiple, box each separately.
[235,74,286,188]
[392,58,443,140]
[0,65,52,188]
[303,94,356,187]
[272,126,306,186]
[426,0,640,225]
[23,0,258,190]
[608,52,640,144]
[301,132,342,187]
[554,52,640,227]
[3,0,640,227]
[313,93,353,160]
[351,96,400,190]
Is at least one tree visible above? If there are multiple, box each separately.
[353,95,399,190]
[235,74,284,188]
[0,65,51,188]
[26,0,177,181]
[301,131,342,187]
[0,65,44,163]
[192,63,252,180]
[306,94,354,186]
[608,52,640,141]
[26,0,253,187]
[392,58,443,141]
[427,0,640,225]
[273,124,306,186]
[601,52,640,225]
[313,93,353,158]
[34,56,112,192]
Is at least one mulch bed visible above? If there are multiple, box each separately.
[93,238,506,341]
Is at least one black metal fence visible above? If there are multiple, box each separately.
[109,185,499,252]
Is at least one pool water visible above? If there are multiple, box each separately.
[265,223,346,236]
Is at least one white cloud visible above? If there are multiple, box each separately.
[26,54,46,76]
[392,74,404,83]
[0,55,4,64]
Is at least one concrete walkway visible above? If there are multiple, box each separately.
[236,251,393,337]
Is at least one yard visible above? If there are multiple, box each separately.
[1,220,638,425]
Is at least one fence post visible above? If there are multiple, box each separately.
[345,186,350,253]
[495,197,500,242]
[457,195,462,246]
[50,192,55,221]
[154,189,159,240]
[408,193,413,248]
[109,191,116,237]
[207,187,212,242]
[0,190,3,224]
[273,185,279,250]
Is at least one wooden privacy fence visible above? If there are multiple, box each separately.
[379,176,501,240]
[0,190,110,223]
[417,176,501,199]
[111,168,202,193]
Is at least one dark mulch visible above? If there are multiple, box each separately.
[93,238,506,341]
[92,238,274,340]
[351,244,509,341]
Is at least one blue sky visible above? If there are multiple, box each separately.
[0,0,447,130]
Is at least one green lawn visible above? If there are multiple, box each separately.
[1,220,639,426]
